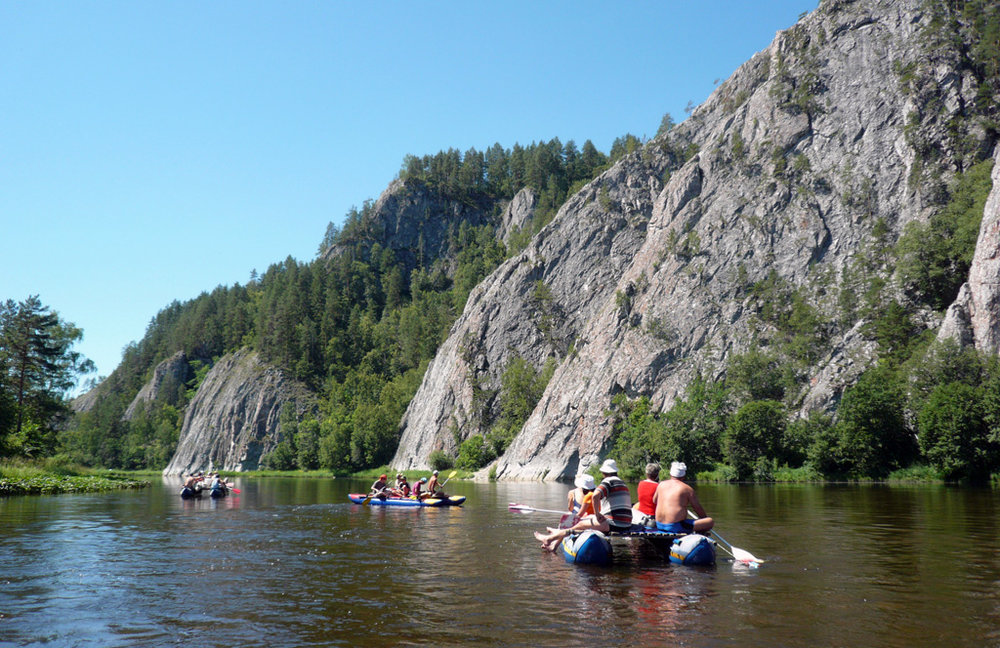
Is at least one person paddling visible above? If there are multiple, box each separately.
[370,474,390,500]
[652,461,713,534]
[426,470,445,497]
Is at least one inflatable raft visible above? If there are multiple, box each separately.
[558,528,716,566]
[348,494,466,507]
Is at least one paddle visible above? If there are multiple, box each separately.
[508,502,567,515]
[508,503,576,528]
[687,509,763,565]
[440,470,458,487]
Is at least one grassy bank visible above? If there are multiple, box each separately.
[0,458,151,496]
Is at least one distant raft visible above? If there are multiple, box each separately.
[347,494,466,507]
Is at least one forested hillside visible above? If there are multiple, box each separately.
[57,137,632,471]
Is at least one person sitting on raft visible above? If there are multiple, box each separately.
[394,474,411,497]
[412,476,428,499]
[210,473,226,494]
[425,470,445,497]
[652,461,713,534]
[567,473,596,524]
[534,459,633,551]
[633,462,660,520]
[370,474,390,499]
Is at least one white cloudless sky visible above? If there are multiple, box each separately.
[1,1,816,387]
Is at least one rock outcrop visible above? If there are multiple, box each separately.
[123,350,191,421]
[162,350,313,475]
[498,187,537,246]
[939,148,1000,351]
[321,178,495,275]
[392,0,997,479]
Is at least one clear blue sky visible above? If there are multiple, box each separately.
[1,1,815,389]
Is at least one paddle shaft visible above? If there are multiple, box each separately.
[509,503,569,515]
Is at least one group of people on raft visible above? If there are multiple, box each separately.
[533,458,713,552]
[368,470,447,500]
[181,470,233,498]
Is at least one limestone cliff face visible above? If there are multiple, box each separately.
[392,0,997,479]
[162,350,313,475]
[123,351,191,421]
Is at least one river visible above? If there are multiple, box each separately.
[1,478,997,647]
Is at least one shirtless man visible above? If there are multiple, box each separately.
[652,461,714,534]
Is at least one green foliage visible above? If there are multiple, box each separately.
[917,381,998,482]
[896,158,994,310]
[486,356,556,457]
[725,350,787,404]
[455,435,494,470]
[724,400,787,481]
[609,376,729,478]
[826,365,916,478]
[428,450,454,471]
[0,296,94,458]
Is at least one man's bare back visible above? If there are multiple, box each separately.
[653,478,697,524]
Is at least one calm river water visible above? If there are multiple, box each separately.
[1,478,998,647]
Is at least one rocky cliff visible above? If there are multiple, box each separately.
[321,177,495,274]
[162,350,313,475]
[939,149,1000,351]
[392,0,998,479]
[122,350,191,421]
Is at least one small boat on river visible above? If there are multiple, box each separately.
[180,484,231,499]
[347,493,466,507]
[560,528,716,566]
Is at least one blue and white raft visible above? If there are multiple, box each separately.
[560,529,613,565]
[667,533,716,566]
[559,528,716,567]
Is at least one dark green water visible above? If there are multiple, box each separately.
[1,478,997,647]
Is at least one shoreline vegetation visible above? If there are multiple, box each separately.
[0,458,150,496]
[3,460,995,497]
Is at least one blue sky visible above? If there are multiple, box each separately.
[1,1,815,389]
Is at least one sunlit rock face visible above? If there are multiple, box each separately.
[394,0,997,480]
[162,350,312,475]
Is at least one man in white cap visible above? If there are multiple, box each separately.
[652,461,714,533]
[534,458,634,551]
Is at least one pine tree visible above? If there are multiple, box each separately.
[0,296,94,455]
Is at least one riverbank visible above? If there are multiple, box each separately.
[0,458,150,496]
